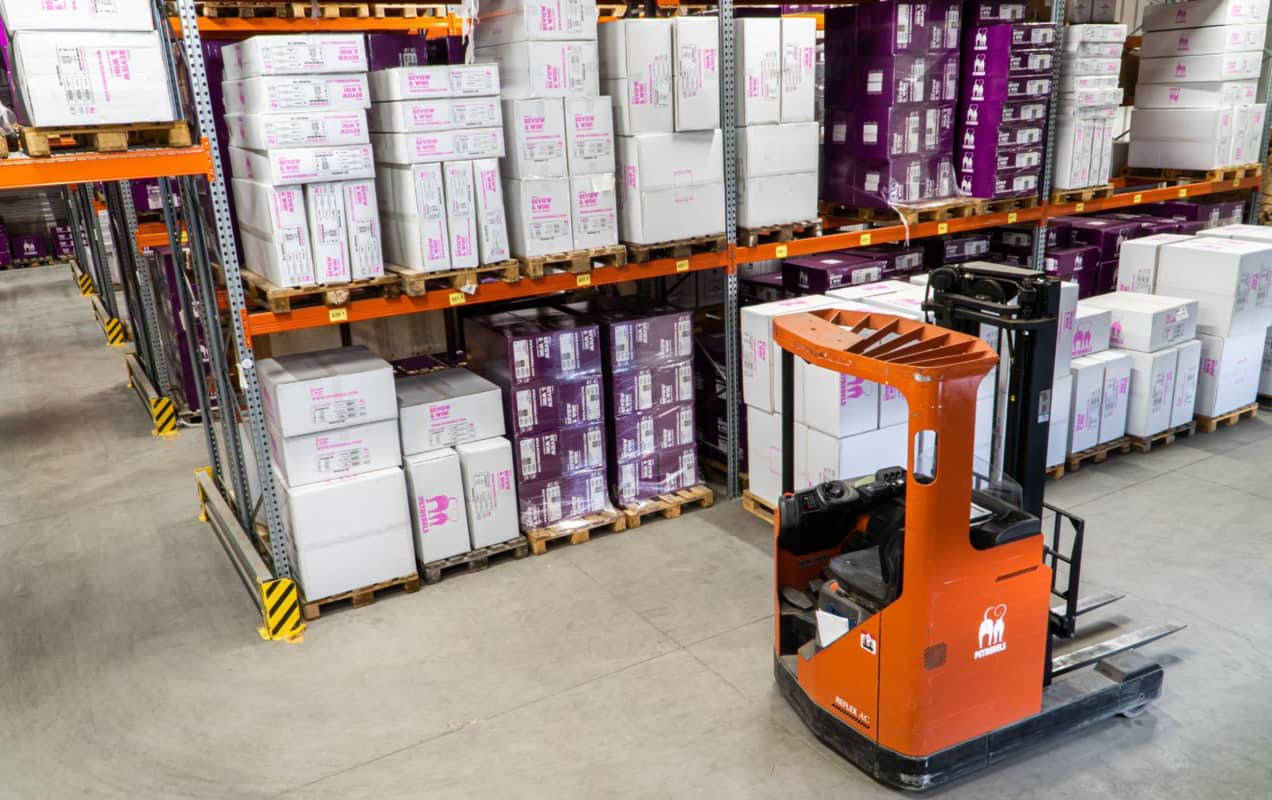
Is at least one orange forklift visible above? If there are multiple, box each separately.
[770,264,1182,790]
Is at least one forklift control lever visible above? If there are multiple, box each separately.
[777,468,907,554]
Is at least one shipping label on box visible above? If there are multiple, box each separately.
[304,183,351,283]
[343,179,384,279]
[472,158,512,264]
[227,110,369,149]
[443,161,479,269]
[502,98,568,178]
[503,177,574,257]
[405,448,472,564]
[672,17,720,131]
[224,34,367,79]
[1082,292,1198,352]
[457,438,520,547]
[570,173,619,249]
[564,96,616,174]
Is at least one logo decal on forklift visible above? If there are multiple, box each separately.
[860,633,877,654]
[974,604,1007,659]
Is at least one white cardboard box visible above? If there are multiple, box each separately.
[745,404,783,505]
[368,98,502,132]
[1127,137,1233,171]
[1116,233,1193,293]
[12,31,176,126]
[397,368,506,455]
[1156,237,1271,336]
[600,19,671,79]
[443,161,480,270]
[476,41,599,98]
[1055,281,1081,378]
[564,96,616,174]
[805,424,908,486]
[734,18,782,125]
[457,438,520,547]
[0,0,155,30]
[275,465,415,600]
[601,75,673,135]
[257,346,397,437]
[672,17,720,131]
[474,0,598,46]
[1198,224,1272,319]
[1121,347,1179,436]
[223,74,370,113]
[473,158,512,263]
[1143,0,1270,31]
[229,144,374,185]
[1069,356,1106,453]
[223,34,367,79]
[615,130,725,244]
[738,173,819,229]
[570,173,619,249]
[737,122,818,179]
[370,128,506,165]
[1138,52,1262,83]
[1141,24,1266,57]
[503,177,574,256]
[740,294,837,413]
[1072,303,1113,357]
[404,448,472,563]
[369,64,501,101]
[232,179,315,287]
[501,98,568,178]
[304,183,351,284]
[1081,292,1199,352]
[1128,107,1234,146]
[1195,330,1266,416]
[343,179,384,279]
[1133,80,1257,108]
[376,163,451,272]
[267,418,402,486]
[1170,339,1204,427]
[227,110,370,148]
[797,360,879,438]
[780,17,816,123]
[1047,373,1074,467]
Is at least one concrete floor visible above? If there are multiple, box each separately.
[2,264,1270,799]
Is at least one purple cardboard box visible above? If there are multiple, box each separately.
[513,423,607,482]
[614,445,699,506]
[924,233,992,265]
[740,271,787,302]
[612,403,695,462]
[782,253,887,293]
[967,22,1056,51]
[366,33,428,70]
[994,226,1034,249]
[826,4,930,56]
[1043,244,1098,281]
[928,53,961,103]
[1141,200,1224,228]
[961,72,1052,103]
[130,178,180,214]
[960,99,1048,131]
[1097,260,1119,294]
[52,226,75,257]
[463,311,602,388]
[822,154,928,208]
[426,35,465,65]
[958,164,1039,199]
[1047,221,1072,248]
[827,104,950,159]
[958,120,1045,152]
[1099,213,1180,236]
[11,235,48,260]
[829,54,932,108]
[1174,218,1207,235]
[1218,201,1245,225]
[855,243,926,275]
[1055,217,1142,261]
[967,47,1053,78]
[611,361,694,417]
[958,143,1042,175]
[560,302,693,370]
[506,376,604,436]
[964,1,1028,24]
[989,248,1031,267]
[519,469,609,530]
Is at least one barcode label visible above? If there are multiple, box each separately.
[315,445,366,474]
[585,381,601,420]
[676,318,692,357]
[637,371,653,409]
[615,326,632,364]
[587,428,603,467]
[639,417,654,454]
[545,482,562,522]
[519,438,539,480]
[560,333,578,372]
[513,340,531,381]
[677,364,692,401]
[680,450,695,481]
[470,472,494,520]
[588,474,605,509]
[678,408,693,444]
[515,390,536,432]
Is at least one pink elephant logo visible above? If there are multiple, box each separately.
[418,495,458,533]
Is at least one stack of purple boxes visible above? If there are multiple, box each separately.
[10,234,48,263]
[1140,199,1244,231]
[51,225,75,258]
[956,20,1056,199]
[463,309,610,530]
[822,1,963,208]
[563,302,699,508]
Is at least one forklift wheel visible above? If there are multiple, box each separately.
[1119,703,1151,719]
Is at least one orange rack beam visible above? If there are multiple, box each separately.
[171,14,462,37]
[1045,174,1262,218]
[0,141,214,190]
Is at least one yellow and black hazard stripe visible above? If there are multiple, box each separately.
[258,578,305,642]
[150,396,178,437]
[104,317,126,346]
[76,272,96,296]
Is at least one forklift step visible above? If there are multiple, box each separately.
[1051,623,1185,677]
[1050,590,1124,618]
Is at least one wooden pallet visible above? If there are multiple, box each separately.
[517,244,627,280]
[524,508,627,555]
[179,2,289,18]
[1050,184,1116,204]
[984,194,1042,214]
[623,485,714,528]
[1064,436,1132,474]
[18,121,192,158]
[1045,464,1065,480]
[741,490,775,526]
[239,269,403,313]
[1128,420,1198,454]
[626,233,727,264]
[300,572,421,621]
[738,219,822,248]
[387,260,519,296]
[420,536,529,585]
[820,197,985,226]
[3,256,67,269]
[1126,163,1263,184]
[1196,402,1259,433]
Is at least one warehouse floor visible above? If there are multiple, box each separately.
[2,265,1270,799]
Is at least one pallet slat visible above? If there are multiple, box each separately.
[1050,184,1116,204]
[524,508,627,555]
[738,219,822,248]
[1126,163,1262,184]
[1064,436,1132,473]
[517,244,627,279]
[420,537,528,584]
[1195,402,1259,433]
[239,269,402,313]
[821,197,985,226]
[622,484,714,527]
[1128,421,1197,454]
[741,490,775,526]
[300,572,421,621]
[387,260,519,296]
[17,121,191,157]
[626,234,727,264]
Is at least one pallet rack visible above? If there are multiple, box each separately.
[73,0,1270,637]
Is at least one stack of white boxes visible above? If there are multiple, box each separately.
[602,18,726,244]
[477,0,617,256]
[397,368,519,562]
[369,62,509,272]
[257,347,415,600]
[1064,301,1127,455]
[1046,281,1082,469]
[1194,225,1272,402]
[2,0,177,127]
[224,35,382,288]
[474,0,609,257]
[1053,25,1126,191]
[735,17,819,230]
[1128,0,1269,170]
